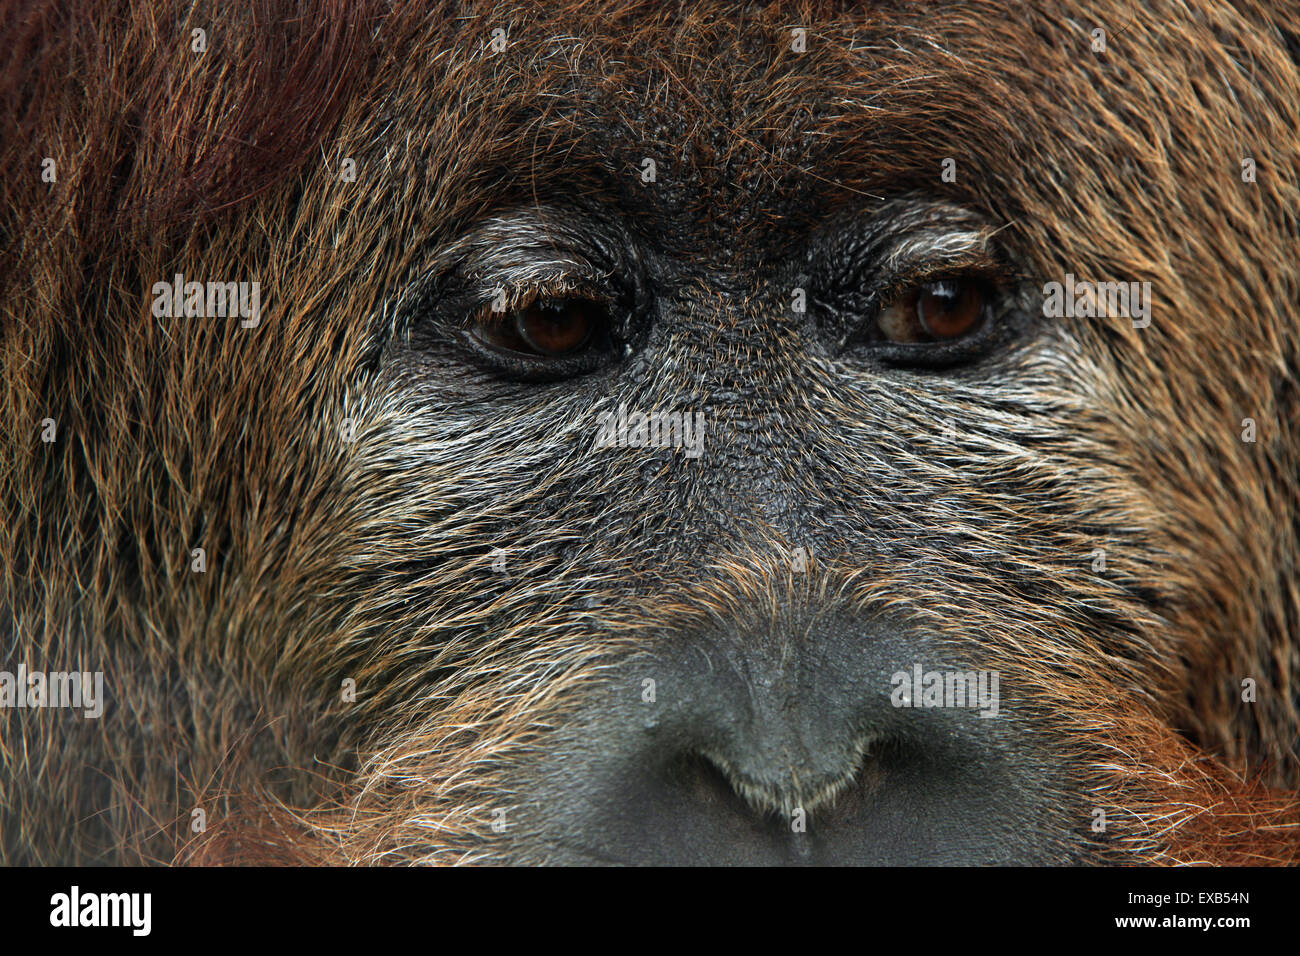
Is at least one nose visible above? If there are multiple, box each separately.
[516,608,1068,864]
[652,616,885,819]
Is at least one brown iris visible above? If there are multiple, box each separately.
[877,278,988,344]
[475,297,602,357]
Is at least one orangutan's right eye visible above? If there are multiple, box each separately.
[472,295,606,358]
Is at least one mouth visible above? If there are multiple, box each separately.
[500,707,1081,866]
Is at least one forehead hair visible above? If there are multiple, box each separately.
[8,2,1297,276]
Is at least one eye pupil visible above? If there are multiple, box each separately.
[516,299,595,356]
[916,280,984,339]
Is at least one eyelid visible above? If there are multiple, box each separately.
[816,215,1006,305]
[882,228,997,273]
[875,231,1004,295]
[418,214,616,314]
